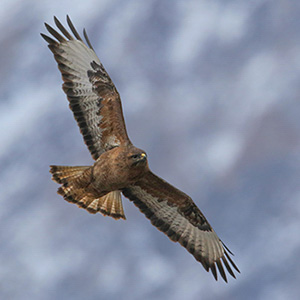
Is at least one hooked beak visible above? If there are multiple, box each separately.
[132,153,147,166]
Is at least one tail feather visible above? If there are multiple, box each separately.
[50,165,90,184]
[50,165,126,219]
[94,191,126,219]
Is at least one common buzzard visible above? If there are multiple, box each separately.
[42,16,240,282]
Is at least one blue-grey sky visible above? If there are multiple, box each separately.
[1,1,300,299]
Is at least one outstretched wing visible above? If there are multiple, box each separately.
[41,16,131,160]
[122,172,240,282]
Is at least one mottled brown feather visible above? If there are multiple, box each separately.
[41,16,131,160]
[44,16,239,282]
[122,171,240,282]
[50,165,125,219]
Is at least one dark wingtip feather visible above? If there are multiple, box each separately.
[221,241,240,274]
[222,256,236,279]
[40,33,57,45]
[45,22,66,42]
[222,241,234,256]
[224,249,240,273]
[201,259,210,272]
[83,28,94,50]
[54,16,73,40]
[66,15,82,41]
[216,260,228,283]
[210,264,218,281]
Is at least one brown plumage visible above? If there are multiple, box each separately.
[42,16,240,282]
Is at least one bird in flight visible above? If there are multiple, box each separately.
[42,16,240,282]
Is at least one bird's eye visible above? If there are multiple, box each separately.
[131,154,139,159]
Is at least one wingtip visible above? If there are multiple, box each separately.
[224,249,240,274]
[40,32,47,39]
[40,33,55,44]
[222,241,235,256]
[216,260,228,283]
[66,15,73,28]
[53,16,60,27]
[44,22,51,31]
[83,28,94,50]
[210,264,218,281]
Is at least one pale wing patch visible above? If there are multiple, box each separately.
[56,41,105,158]
[126,185,224,259]
[42,17,130,159]
[122,184,239,282]
[59,40,100,72]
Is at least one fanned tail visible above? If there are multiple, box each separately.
[92,190,126,220]
[50,165,126,219]
[50,165,90,183]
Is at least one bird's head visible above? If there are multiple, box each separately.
[128,148,148,167]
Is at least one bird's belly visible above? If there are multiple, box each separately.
[91,173,130,193]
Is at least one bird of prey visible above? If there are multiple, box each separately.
[42,16,240,282]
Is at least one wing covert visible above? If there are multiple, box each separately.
[122,171,240,282]
[41,16,130,160]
